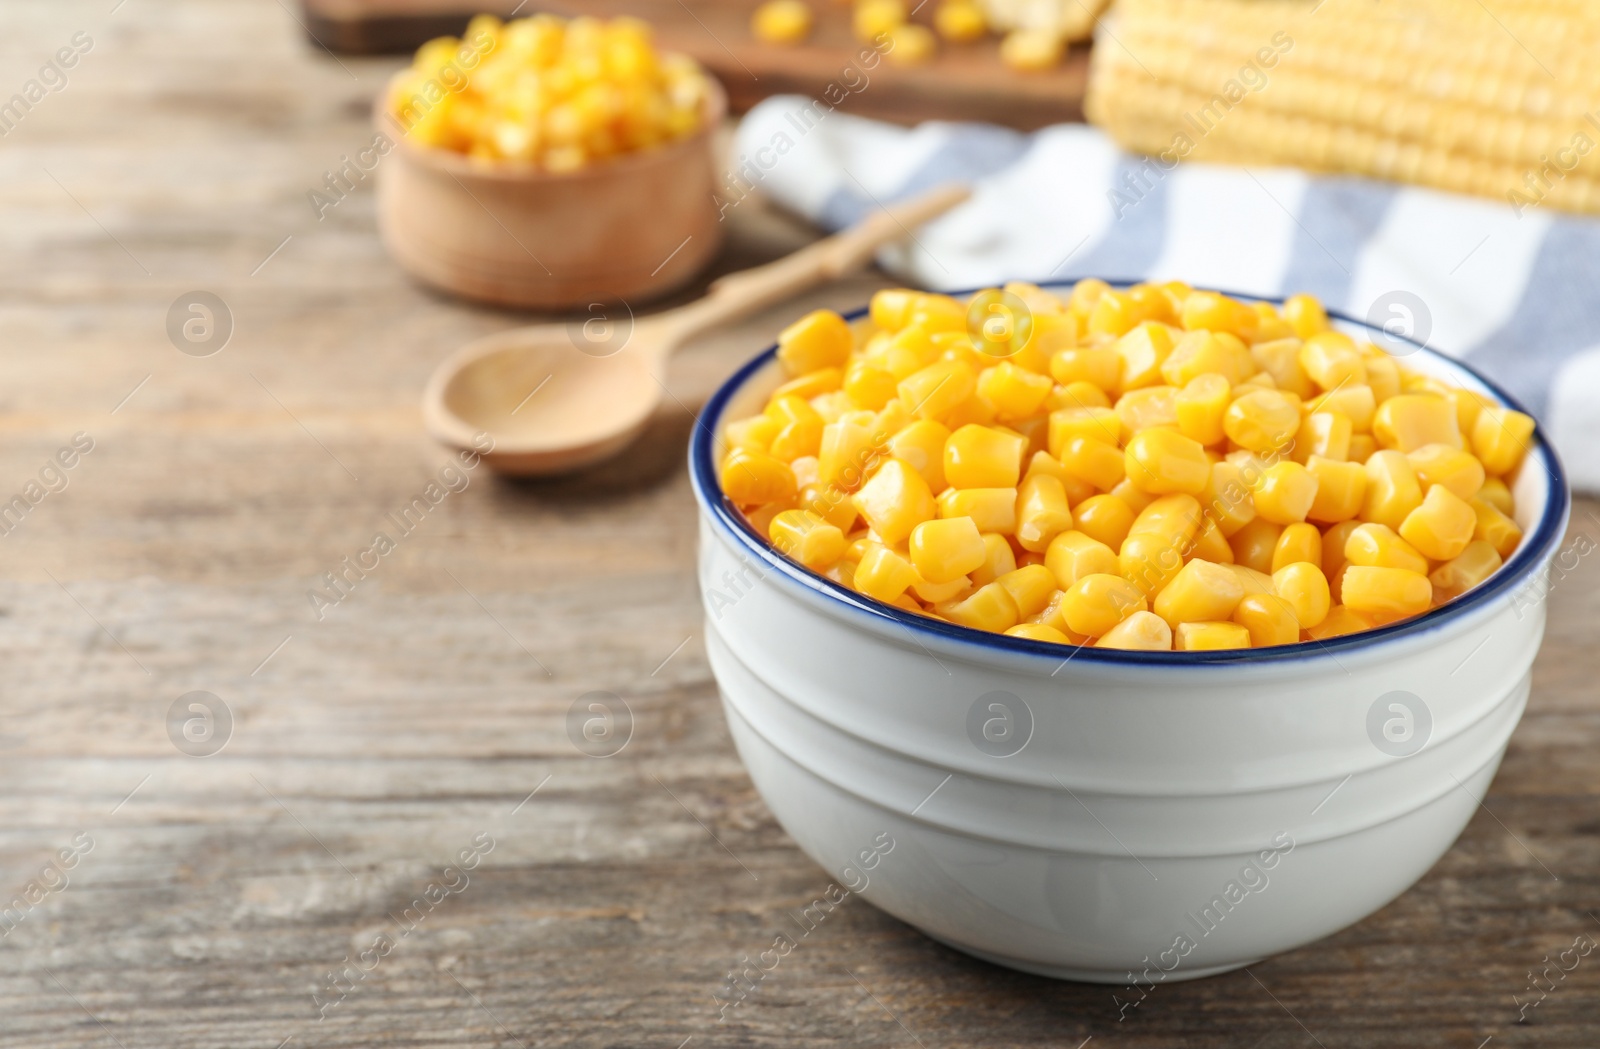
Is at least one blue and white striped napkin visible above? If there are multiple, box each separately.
[732,96,1600,493]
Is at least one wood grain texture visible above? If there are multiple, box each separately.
[1,2,1598,1047]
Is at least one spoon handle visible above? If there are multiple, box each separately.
[644,181,972,364]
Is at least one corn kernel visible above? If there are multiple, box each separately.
[1471,407,1536,476]
[1272,561,1331,629]
[1398,484,1476,561]
[722,448,797,506]
[899,359,977,421]
[1024,450,1093,504]
[1013,473,1071,552]
[1115,385,1180,440]
[1347,433,1377,463]
[854,0,905,41]
[935,0,988,40]
[1005,622,1071,644]
[1429,540,1503,597]
[1272,522,1322,572]
[885,419,949,492]
[1250,337,1315,398]
[1120,531,1185,598]
[799,482,857,532]
[1232,593,1301,647]
[1110,477,1158,515]
[845,362,899,410]
[855,543,921,602]
[1190,517,1235,563]
[1304,605,1375,640]
[1073,492,1135,550]
[818,414,885,490]
[777,309,851,375]
[1051,380,1112,411]
[1224,390,1300,454]
[908,516,986,584]
[1344,522,1429,574]
[752,0,812,43]
[1282,294,1327,339]
[1176,373,1231,446]
[1470,496,1523,558]
[1115,321,1177,390]
[912,576,971,604]
[1201,461,1258,536]
[1305,456,1368,523]
[1310,385,1377,432]
[769,509,846,569]
[1253,461,1318,524]
[939,581,1019,631]
[1373,394,1463,452]
[968,532,1017,587]
[1050,347,1121,392]
[1341,565,1432,619]
[1097,610,1173,650]
[1181,291,1258,340]
[726,413,783,454]
[1478,476,1514,516]
[1175,621,1253,651]
[1048,405,1122,456]
[1056,573,1143,636]
[1125,428,1210,495]
[852,458,935,545]
[1365,353,1401,404]
[1059,435,1125,491]
[1298,331,1367,391]
[1045,530,1119,589]
[1293,411,1352,464]
[1088,289,1147,337]
[998,27,1063,70]
[1230,517,1282,574]
[997,564,1058,617]
[1405,442,1484,500]
[1153,558,1244,627]
[977,361,1054,421]
[1321,519,1361,588]
[1354,448,1422,532]
[1130,493,1204,545]
[1162,331,1253,387]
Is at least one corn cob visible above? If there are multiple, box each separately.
[1086,0,1600,215]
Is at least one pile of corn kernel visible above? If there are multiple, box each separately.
[718,282,1535,651]
[389,14,711,171]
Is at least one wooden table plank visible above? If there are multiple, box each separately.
[0,2,1597,1047]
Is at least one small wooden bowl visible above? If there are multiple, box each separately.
[373,78,726,310]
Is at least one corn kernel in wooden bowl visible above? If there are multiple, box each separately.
[717,282,1537,652]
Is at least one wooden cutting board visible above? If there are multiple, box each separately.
[301,0,1089,129]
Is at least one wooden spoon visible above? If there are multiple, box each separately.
[421,183,971,476]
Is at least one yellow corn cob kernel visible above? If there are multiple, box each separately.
[1252,461,1319,525]
[1056,572,1141,637]
[812,391,854,423]
[1470,497,1524,558]
[1340,566,1432,619]
[944,424,1026,489]
[912,575,971,604]
[1047,405,1122,457]
[1114,321,1178,391]
[870,288,917,330]
[1124,428,1210,495]
[885,22,937,65]
[1057,435,1124,491]
[1442,387,1492,438]
[1129,492,1203,542]
[1109,477,1158,515]
[883,324,940,379]
[1472,407,1536,476]
[1050,347,1122,392]
[854,543,921,603]
[1406,443,1485,501]
[851,458,935,545]
[1005,623,1071,644]
[1045,529,1120,589]
[1072,493,1136,550]
[1374,394,1463,453]
[908,516,986,584]
[744,502,786,538]
[1272,522,1322,573]
[1015,473,1074,552]
[1298,331,1367,391]
[722,448,797,506]
[1097,609,1173,651]
[854,0,905,41]
[845,362,899,410]
[1309,385,1377,433]
[1321,519,1361,586]
[769,509,847,569]
[887,419,951,493]
[1201,460,1257,537]
[939,581,1019,631]
[942,394,998,430]
[1165,331,1256,388]
[1067,278,1110,319]
[1153,557,1245,627]
[1478,476,1514,517]
[1365,354,1401,404]
[1229,517,1282,575]
[766,396,825,460]
[799,482,858,532]
[999,27,1064,70]
[910,294,968,334]
[968,532,1017,587]
[1190,517,1235,564]
[824,558,856,588]
[997,564,1059,617]
[1344,522,1429,575]
[1429,540,1503,598]
[751,0,813,43]
[726,414,783,453]
[1086,289,1146,337]
[1249,337,1314,399]
[1347,433,1377,463]
[1304,456,1368,524]
[1227,563,1276,596]
[773,367,844,402]
[817,413,885,490]
[1282,294,1327,340]
[1363,450,1425,531]
[1293,411,1352,464]
[1024,450,1094,504]
[1176,373,1231,446]
[1272,561,1331,630]
[1119,530,1186,598]
[1180,291,1258,341]
[977,361,1054,421]
[1224,389,1300,454]
[790,454,819,488]
[1115,385,1179,440]
[1232,593,1301,647]
[937,487,1018,534]
[898,359,977,421]
[1399,484,1476,561]
[1252,307,1295,344]
[934,0,988,40]
[1305,605,1376,641]
[1174,621,1252,651]
[1050,380,1113,412]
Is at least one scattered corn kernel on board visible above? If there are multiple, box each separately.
[302,0,1090,128]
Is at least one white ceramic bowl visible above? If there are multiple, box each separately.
[689,286,1571,983]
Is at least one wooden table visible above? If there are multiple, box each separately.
[4,3,1598,1047]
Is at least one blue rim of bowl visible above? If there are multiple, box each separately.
[688,282,1572,666]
